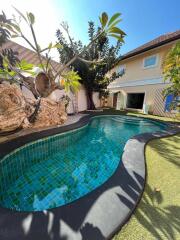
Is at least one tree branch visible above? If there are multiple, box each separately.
[49,62,58,74]
[21,34,37,51]
[29,24,46,73]
[54,29,105,79]
[77,57,104,64]
[60,22,75,50]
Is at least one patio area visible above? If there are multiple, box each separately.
[0,113,88,144]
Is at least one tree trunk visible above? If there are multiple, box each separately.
[86,88,96,110]
[28,98,41,123]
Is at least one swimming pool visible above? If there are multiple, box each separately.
[0,115,167,211]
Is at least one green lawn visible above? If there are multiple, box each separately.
[113,134,180,240]
[126,111,180,123]
[101,108,180,123]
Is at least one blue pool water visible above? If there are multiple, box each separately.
[0,116,167,211]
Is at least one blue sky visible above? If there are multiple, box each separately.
[55,0,180,55]
[1,0,180,60]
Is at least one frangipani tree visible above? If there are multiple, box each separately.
[0,8,81,119]
[0,8,125,122]
[0,8,70,99]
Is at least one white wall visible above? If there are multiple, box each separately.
[48,89,74,114]
[48,89,65,101]
[77,85,87,111]
[93,92,100,108]
[77,85,100,111]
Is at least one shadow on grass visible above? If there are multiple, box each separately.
[148,135,180,168]
[134,184,180,240]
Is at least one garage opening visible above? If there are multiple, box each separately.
[126,93,145,109]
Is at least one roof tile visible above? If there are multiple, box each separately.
[120,30,180,61]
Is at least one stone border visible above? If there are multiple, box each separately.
[0,113,179,240]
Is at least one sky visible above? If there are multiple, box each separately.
[0,0,180,61]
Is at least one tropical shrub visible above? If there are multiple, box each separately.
[162,41,180,113]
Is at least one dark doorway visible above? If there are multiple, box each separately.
[126,93,145,109]
[113,93,118,108]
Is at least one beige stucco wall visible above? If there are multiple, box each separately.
[110,42,176,85]
[108,83,170,113]
[107,41,179,117]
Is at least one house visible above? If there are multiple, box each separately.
[107,30,180,117]
[1,40,100,113]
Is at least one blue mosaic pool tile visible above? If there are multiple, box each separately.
[0,116,167,211]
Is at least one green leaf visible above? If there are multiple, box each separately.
[37,63,46,68]
[108,34,125,42]
[48,42,53,49]
[10,23,21,32]
[101,12,108,28]
[63,70,81,93]
[13,6,28,23]
[8,71,16,77]
[37,44,41,51]
[27,12,35,25]
[52,43,62,49]
[108,13,121,27]
[109,27,126,36]
[18,60,34,70]
[4,24,17,34]
[108,19,121,29]
[0,22,17,34]
[11,34,19,38]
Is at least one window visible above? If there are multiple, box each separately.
[116,65,126,75]
[143,55,157,68]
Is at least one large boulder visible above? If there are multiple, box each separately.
[0,83,31,132]
[32,98,67,128]
[0,83,67,133]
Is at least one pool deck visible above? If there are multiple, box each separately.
[0,112,179,240]
[0,113,87,144]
